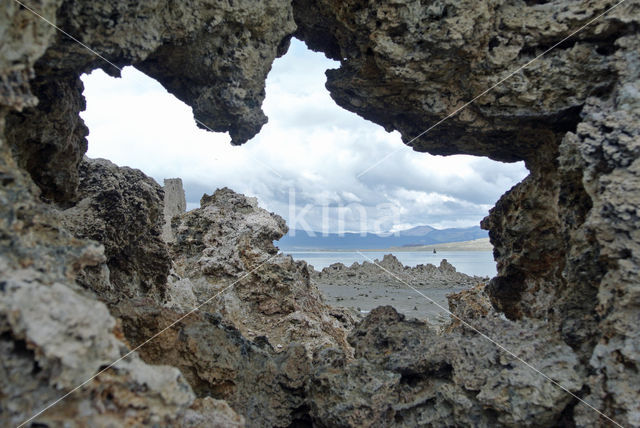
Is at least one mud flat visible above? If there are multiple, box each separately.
[311,254,488,324]
[317,281,469,325]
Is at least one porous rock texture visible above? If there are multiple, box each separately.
[5,71,88,203]
[112,299,313,428]
[308,305,583,427]
[99,186,353,428]
[294,0,623,162]
[0,124,243,426]
[0,1,299,426]
[1,0,640,427]
[167,188,355,356]
[162,177,187,242]
[61,157,171,304]
[294,1,640,426]
[4,0,296,202]
[313,253,487,288]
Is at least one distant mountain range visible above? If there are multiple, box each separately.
[277,225,488,250]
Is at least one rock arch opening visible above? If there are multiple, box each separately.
[1,1,637,426]
[77,36,531,331]
[80,38,528,274]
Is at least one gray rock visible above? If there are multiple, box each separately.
[1,0,639,426]
[294,0,623,163]
[5,71,88,203]
[0,0,62,110]
[4,0,296,201]
[162,177,187,243]
[112,298,310,428]
[169,187,355,358]
[61,157,171,304]
[308,306,582,427]
[313,253,487,289]
[0,131,240,427]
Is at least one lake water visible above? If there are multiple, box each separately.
[283,250,496,277]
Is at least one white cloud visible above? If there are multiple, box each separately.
[81,39,529,233]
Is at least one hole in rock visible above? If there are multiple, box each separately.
[81,38,528,323]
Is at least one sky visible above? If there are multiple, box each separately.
[81,39,529,234]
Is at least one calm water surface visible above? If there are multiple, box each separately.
[283,250,496,277]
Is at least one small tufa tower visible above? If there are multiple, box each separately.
[162,178,186,242]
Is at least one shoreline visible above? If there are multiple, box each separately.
[281,238,493,253]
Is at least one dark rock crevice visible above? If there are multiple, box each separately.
[5,69,88,204]
[60,157,171,305]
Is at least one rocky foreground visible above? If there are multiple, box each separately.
[2,1,639,427]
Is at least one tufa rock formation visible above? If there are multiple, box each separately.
[313,254,487,288]
[162,177,187,242]
[112,299,313,427]
[4,0,296,203]
[61,157,171,304]
[294,0,622,161]
[0,126,243,426]
[295,2,640,425]
[308,304,582,427]
[5,71,88,203]
[167,187,355,357]
[1,0,639,426]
